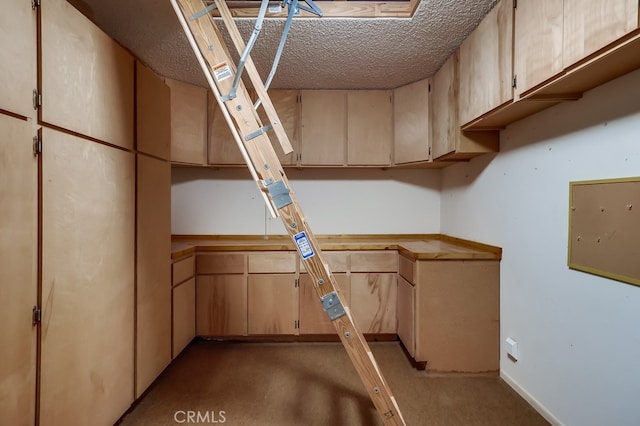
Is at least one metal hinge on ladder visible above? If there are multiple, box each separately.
[33,136,42,156]
[33,89,42,110]
[32,306,41,326]
[32,0,41,9]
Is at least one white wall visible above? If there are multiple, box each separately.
[441,69,640,426]
[172,167,441,235]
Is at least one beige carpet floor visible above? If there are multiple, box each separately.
[118,340,549,426]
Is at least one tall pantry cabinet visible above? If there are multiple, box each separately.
[0,1,38,425]
[2,0,172,424]
[39,0,136,425]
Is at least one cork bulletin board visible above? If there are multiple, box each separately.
[568,177,640,286]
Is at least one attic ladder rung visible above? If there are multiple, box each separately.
[170,1,406,425]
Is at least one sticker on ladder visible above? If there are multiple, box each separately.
[213,62,232,82]
[293,231,315,260]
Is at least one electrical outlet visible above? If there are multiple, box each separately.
[505,337,519,361]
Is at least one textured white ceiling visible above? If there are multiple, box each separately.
[69,0,498,89]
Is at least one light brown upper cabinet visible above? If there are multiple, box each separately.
[40,0,134,149]
[513,0,564,98]
[166,78,207,165]
[459,0,514,126]
[393,79,431,164]
[257,90,300,166]
[563,0,638,67]
[300,90,347,166]
[208,90,244,165]
[40,128,134,426]
[0,1,36,119]
[136,62,171,160]
[431,52,499,160]
[0,115,37,426]
[347,90,393,166]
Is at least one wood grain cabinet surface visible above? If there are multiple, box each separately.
[40,0,134,149]
[136,154,171,397]
[347,90,393,166]
[136,62,171,160]
[166,77,207,165]
[40,128,135,426]
[458,0,514,126]
[393,79,431,164]
[431,52,499,160]
[300,90,347,166]
[0,0,36,119]
[0,115,37,425]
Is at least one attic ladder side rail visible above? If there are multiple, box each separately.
[212,0,293,156]
[171,1,406,425]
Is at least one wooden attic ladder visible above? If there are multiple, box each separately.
[170,0,406,424]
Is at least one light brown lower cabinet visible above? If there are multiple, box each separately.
[196,274,247,336]
[247,274,298,335]
[173,277,196,357]
[40,127,135,426]
[172,255,196,357]
[299,273,350,334]
[350,273,398,334]
[396,276,415,357]
[398,254,500,373]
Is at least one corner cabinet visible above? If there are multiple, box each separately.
[397,254,500,373]
[393,79,431,164]
[431,52,499,160]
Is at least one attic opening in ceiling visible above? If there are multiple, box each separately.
[208,0,419,19]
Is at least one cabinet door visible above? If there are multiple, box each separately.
[347,90,392,166]
[397,276,415,357]
[258,90,300,166]
[514,0,564,97]
[173,277,196,357]
[299,274,350,334]
[136,62,171,160]
[431,54,458,159]
[196,275,247,336]
[459,0,514,125]
[415,261,500,372]
[431,53,499,160]
[136,154,171,397]
[300,90,347,166]
[40,128,134,426]
[248,274,297,334]
[166,78,207,165]
[40,0,134,149]
[0,1,36,118]
[350,273,397,334]
[208,90,244,165]
[393,79,431,164]
[0,115,37,426]
[564,0,638,67]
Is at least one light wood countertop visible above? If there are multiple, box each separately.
[171,234,501,261]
